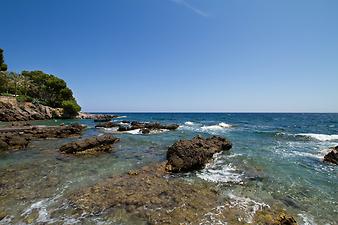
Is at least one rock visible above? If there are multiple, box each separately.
[274,215,298,225]
[77,112,120,120]
[253,211,298,225]
[0,124,85,151]
[67,162,296,225]
[59,134,119,154]
[141,128,150,134]
[324,148,338,165]
[95,121,120,128]
[166,135,232,172]
[96,120,179,134]
[0,139,8,152]
[5,136,30,149]
[67,163,221,224]
[0,96,62,122]
[117,124,132,132]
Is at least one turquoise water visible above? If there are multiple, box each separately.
[0,113,337,224]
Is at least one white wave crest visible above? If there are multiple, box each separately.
[298,213,318,225]
[296,133,338,141]
[201,123,232,131]
[197,153,242,184]
[197,163,242,184]
[184,121,195,126]
[125,129,141,134]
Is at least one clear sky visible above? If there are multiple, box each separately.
[1,0,338,112]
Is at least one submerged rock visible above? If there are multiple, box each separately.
[0,124,85,150]
[166,135,232,172]
[323,147,338,165]
[68,163,220,224]
[254,211,298,225]
[67,163,297,225]
[59,134,119,154]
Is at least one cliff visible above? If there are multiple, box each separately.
[0,96,62,122]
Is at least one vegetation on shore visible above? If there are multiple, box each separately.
[0,48,81,118]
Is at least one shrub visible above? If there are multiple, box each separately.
[61,100,81,118]
[0,63,7,72]
[16,95,32,103]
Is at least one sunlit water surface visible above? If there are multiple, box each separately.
[0,113,337,224]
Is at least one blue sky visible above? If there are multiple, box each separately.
[1,0,338,112]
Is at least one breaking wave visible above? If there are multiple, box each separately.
[197,153,242,184]
[295,133,338,141]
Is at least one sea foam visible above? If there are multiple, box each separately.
[201,122,232,131]
[295,133,338,141]
[184,121,195,126]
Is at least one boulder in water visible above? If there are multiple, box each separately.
[166,135,232,172]
[324,147,338,165]
[59,134,120,154]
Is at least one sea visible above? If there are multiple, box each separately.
[0,113,337,224]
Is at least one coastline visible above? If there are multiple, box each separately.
[1,112,337,224]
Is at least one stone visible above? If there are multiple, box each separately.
[324,148,338,165]
[166,135,232,172]
[59,134,119,154]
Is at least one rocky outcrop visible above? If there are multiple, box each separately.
[166,135,232,172]
[77,112,120,121]
[59,134,119,154]
[95,121,121,128]
[0,124,85,151]
[324,146,338,165]
[95,121,179,134]
[68,163,297,225]
[68,163,222,224]
[0,96,62,122]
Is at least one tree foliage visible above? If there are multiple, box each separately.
[0,49,81,118]
[61,100,81,118]
[0,48,8,71]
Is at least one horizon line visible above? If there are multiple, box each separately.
[84,111,338,114]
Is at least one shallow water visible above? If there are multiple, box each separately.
[0,113,337,224]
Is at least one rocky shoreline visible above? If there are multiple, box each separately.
[0,96,62,122]
[5,117,337,224]
[0,124,85,151]
[96,120,179,134]
[62,135,297,225]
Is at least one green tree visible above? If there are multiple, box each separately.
[62,100,81,118]
[0,48,8,72]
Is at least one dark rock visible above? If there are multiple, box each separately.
[324,148,338,165]
[280,195,301,209]
[0,124,85,151]
[77,112,120,120]
[96,121,179,134]
[59,134,119,154]
[95,121,120,128]
[166,135,232,172]
[0,139,9,152]
[141,128,150,134]
[5,136,30,149]
[117,124,132,132]
[275,215,298,225]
